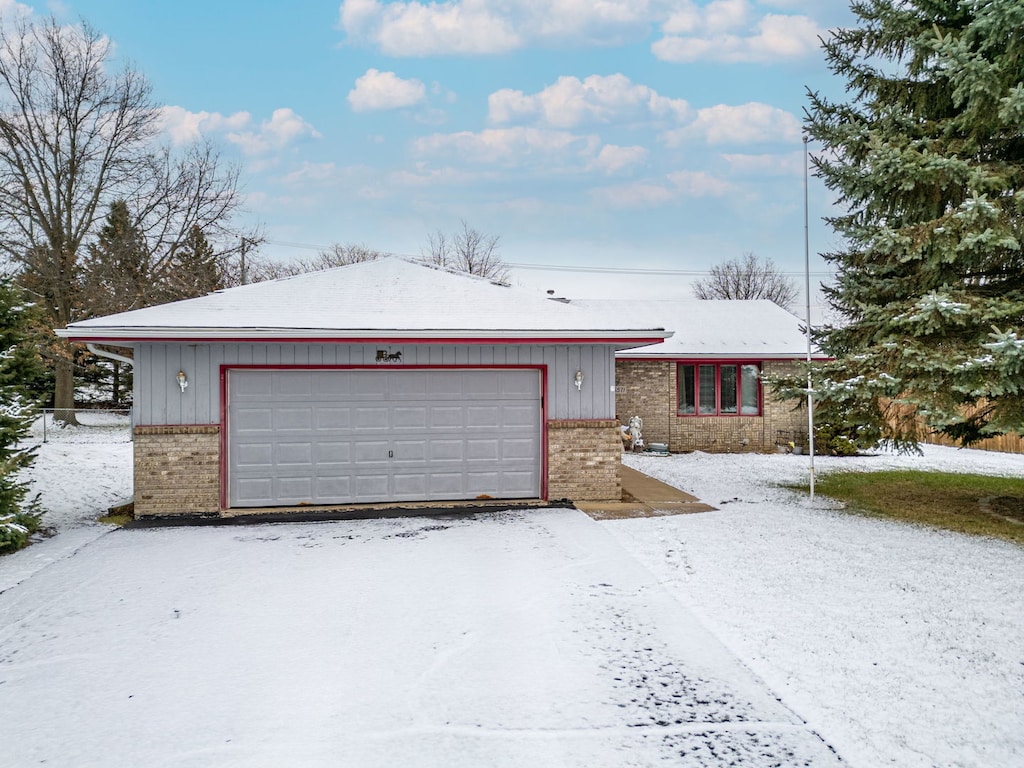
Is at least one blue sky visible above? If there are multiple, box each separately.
[24,0,855,301]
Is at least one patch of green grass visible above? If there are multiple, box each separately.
[97,512,133,527]
[801,471,1024,545]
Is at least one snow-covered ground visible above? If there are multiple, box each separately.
[615,447,1024,768]
[2,424,1022,767]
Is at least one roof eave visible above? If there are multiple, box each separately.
[56,327,671,345]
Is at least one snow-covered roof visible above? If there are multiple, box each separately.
[572,299,824,359]
[57,257,670,347]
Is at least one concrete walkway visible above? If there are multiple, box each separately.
[576,464,717,520]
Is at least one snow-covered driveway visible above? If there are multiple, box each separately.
[0,509,841,768]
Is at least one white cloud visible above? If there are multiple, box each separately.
[414,126,601,167]
[666,169,734,196]
[722,151,803,175]
[280,162,339,186]
[158,107,320,155]
[338,0,826,61]
[338,0,520,56]
[390,164,491,187]
[662,102,801,146]
[593,169,734,208]
[227,108,321,155]
[337,0,654,56]
[488,74,689,128]
[593,182,678,208]
[348,69,427,112]
[588,144,648,174]
[654,0,824,63]
[158,106,251,146]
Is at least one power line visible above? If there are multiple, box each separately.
[261,239,832,278]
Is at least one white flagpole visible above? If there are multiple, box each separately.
[804,136,816,500]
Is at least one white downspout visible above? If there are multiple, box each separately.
[86,343,134,368]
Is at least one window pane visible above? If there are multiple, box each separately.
[741,364,760,415]
[720,365,737,414]
[677,364,695,414]
[698,365,717,414]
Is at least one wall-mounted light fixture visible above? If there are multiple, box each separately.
[176,370,188,393]
[574,370,584,391]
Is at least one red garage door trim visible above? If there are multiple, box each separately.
[219,364,549,509]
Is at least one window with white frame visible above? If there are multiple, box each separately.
[677,362,761,416]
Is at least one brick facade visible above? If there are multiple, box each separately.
[133,420,624,515]
[547,419,621,502]
[134,426,221,517]
[615,359,807,453]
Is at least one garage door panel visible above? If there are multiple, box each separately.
[274,372,313,397]
[316,442,352,464]
[502,374,539,397]
[315,373,355,397]
[466,405,501,429]
[466,439,499,461]
[502,404,541,428]
[316,475,352,498]
[390,373,430,397]
[233,376,274,398]
[233,443,273,468]
[461,372,500,397]
[275,442,313,466]
[354,474,389,498]
[496,471,538,494]
[234,408,273,432]
[466,471,500,492]
[229,369,540,507]
[429,440,464,461]
[502,437,539,459]
[274,407,313,431]
[392,406,428,429]
[393,473,428,496]
[353,372,389,396]
[430,406,464,428]
[316,407,352,430]
[392,440,428,462]
[353,406,389,430]
[235,477,273,505]
[425,373,464,397]
[428,473,466,495]
[276,476,313,502]
[353,440,389,464]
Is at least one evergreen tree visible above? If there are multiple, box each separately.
[166,225,224,298]
[0,278,43,554]
[80,200,154,315]
[807,0,1024,447]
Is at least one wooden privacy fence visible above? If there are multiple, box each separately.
[915,429,1023,454]
[886,402,1024,455]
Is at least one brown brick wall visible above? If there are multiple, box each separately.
[615,359,807,453]
[547,419,621,502]
[614,360,673,445]
[134,426,221,517]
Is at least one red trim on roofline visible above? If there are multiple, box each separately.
[63,334,666,346]
[618,354,833,362]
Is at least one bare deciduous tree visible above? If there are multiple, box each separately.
[692,252,798,311]
[0,16,243,421]
[270,243,386,278]
[422,220,509,283]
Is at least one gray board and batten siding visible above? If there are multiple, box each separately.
[132,342,618,426]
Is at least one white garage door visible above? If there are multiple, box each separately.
[227,369,542,507]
